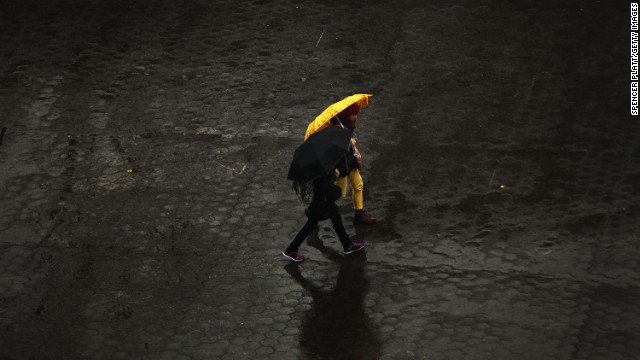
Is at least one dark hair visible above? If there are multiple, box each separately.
[292,181,314,203]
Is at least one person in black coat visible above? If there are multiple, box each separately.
[283,169,365,262]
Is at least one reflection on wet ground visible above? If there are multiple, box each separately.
[286,236,382,360]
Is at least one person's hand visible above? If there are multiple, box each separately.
[350,137,357,146]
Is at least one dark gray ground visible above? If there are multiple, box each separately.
[1,0,639,359]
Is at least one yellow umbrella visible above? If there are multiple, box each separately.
[304,94,373,140]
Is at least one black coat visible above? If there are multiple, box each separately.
[336,146,357,176]
[329,118,358,176]
[308,173,342,220]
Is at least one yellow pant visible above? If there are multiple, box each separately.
[336,169,364,210]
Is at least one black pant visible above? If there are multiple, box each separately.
[287,203,352,252]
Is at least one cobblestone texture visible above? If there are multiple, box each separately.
[1,0,639,359]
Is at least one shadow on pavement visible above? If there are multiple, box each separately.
[284,237,382,360]
[0,127,6,145]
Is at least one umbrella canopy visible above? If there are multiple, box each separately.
[288,126,353,184]
[304,94,372,140]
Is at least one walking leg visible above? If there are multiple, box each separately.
[287,216,320,252]
[327,206,352,251]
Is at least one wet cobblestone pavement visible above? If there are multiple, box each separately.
[1,0,639,359]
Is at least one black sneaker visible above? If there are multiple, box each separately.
[282,250,305,262]
[343,242,365,255]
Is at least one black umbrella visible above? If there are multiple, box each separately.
[287,126,353,184]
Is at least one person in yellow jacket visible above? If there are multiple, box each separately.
[332,103,377,225]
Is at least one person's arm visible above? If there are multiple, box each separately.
[313,171,339,202]
[313,175,331,201]
[332,168,340,179]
